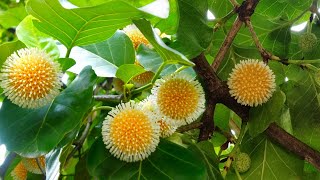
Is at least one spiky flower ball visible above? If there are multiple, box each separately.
[150,73,205,126]
[234,152,251,173]
[21,156,46,174]
[140,98,177,138]
[299,33,318,52]
[123,24,150,49]
[0,48,62,108]
[227,59,276,107]
[102,102,160,162]
[11,162,27,180]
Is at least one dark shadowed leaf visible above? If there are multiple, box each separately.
[87,138,207,179]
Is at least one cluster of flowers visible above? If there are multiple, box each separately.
[11,156,45,180]
[102,73,206,162]
[0,23,276,165]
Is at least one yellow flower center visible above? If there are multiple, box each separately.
[22,156,45,174]
[157,79,198,120]
[110,109,152,154]
[11,162,27,180]
[8,56,57,100]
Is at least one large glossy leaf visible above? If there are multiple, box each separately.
[248,90,286,137]
[82,30,135,67]
[227,134,304,179]
[26,0,151,49]
[67,0,153,8]
[87,138,207,179]
[133,19,194,66]
[0,66,97,157]
[16,15,60,59]
[171,0,213,59]
[59,46,118,77]
[188,141,223,180]
[0,40,25,66]
[0,5,27,28]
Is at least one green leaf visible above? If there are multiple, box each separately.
[171,0,213,59]
[16,15,60,59]
[155,0,179,35]
[0,40,26,66]
[65,46,118,77]
[248,90,286,137]
[87,138,207,179]
[214,104,231,131]
[0,5,27,28]
[133,19,194,66]
[82,30,135,67]
[281,66,320,150]
[234,14,292,58]
[57,58,76,72]
[116,64,146,84]
[136,45,196,77]
[45,148,62,180]
[255,0,311,21]
[0,66,97,157]
[208,0,233,18]
[67,0,153,8]
[231,134,304,179]
[189,141,223,180]
[26,0,150,49]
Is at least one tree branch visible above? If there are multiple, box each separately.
[212,0,260,71]
[177,122,203,133]
[266,123,320,169]
[212,18,243,71]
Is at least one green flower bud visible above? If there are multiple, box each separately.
[234,152,251,173]
[299,33,318,53]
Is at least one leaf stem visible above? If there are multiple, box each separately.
[175,65,189,73]
[151,62,166,84]
[221,122,248,178]
[65,48,72,58]
[214,10,237,32]
[285,59,320,65]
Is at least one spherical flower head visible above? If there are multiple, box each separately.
[140,98,177,138]
[123,24,151,49]
[102,102,160,162]
[150,73,205,126]
[21,156,45,174]
[11,162,27,180]
[0,48,62,109]
[227,59,276,107]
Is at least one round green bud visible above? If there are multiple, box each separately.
[299,33,318,53]
[234,152,251,173]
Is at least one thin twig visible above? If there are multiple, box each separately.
[229,0,240,7]
[36,158,46,175]
[212,18,243,71]
[0,152,17,179]
[94,95,123,102]
[66,115,93,164]
[177,122,203,133]
[245,20,280,62]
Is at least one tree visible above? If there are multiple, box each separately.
[0,0,320,179]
